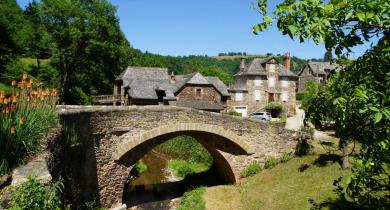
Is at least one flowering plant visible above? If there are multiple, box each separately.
[0,74,58,175]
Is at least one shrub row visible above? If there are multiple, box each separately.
[240,152,294,178]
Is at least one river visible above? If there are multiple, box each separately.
[123,150,226,209]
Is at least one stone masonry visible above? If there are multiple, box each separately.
[57,105,298,209]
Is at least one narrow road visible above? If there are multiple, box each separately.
[285,105,333,140]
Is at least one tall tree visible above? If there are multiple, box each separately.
[253,0,389,207]
[35,0,131,103]
[323,49,332,62]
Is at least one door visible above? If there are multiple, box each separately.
[268,93,275,102]
[234,106,247,117]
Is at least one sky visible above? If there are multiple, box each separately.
[17,0,373,59]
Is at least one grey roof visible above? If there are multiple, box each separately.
[116,66,169,87]
[175,100,224,110]
[300,61,338,76]
[117,67,229,100]
[235,57,297,78]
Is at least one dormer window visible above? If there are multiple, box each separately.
[195,88,202,99]
[267,64,277,73]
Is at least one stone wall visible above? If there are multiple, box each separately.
[176,85,221,102]
[227,76,297,116]
[55,105,298,208]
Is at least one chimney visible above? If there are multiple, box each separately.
[283,52,290,71]
[170,71,176,83]
[240,57,246,70]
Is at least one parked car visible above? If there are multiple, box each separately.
[249,112,272,121]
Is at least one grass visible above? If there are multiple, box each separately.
[168,159,210,178]
[177,187,206,210]
[199,137,356,210]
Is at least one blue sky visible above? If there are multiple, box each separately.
[17,0,373,59]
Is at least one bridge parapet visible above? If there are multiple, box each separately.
[54,105,298,208]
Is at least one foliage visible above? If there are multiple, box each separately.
[0,74,58,175]
[296,92,304,101]
[254,0,389,55]
[301,81,333,129]
[133,160,148,175]
[64,87,91,105]
[327,38,390,208]
[254,0,390,207]
[10,176,63,210]
[264,157,278,169]
[270,115,287,125]
[168,159,209,178]
[295,126,314,156]
[280,152,293,163]
[156,135,213,167]
[240,162,263,178]
[227,109,241,116]
[264,102,283,117]
[198,65,234,84]
[177,186,206,210]
[323,50,333,62]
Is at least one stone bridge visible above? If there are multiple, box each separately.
[54,106,298,209]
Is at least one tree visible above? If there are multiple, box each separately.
[35,0,131,103]
[253,0,389,207]
[253,0,389,55]
[323,49,333,62]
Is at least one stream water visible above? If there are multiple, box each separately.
[123,151,225,209]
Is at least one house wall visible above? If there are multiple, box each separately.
[228,66,296,116]
[176,85,221,103]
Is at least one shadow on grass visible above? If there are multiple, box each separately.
[313,154,341,167]
[308,198,368,210]
[298,164,310,172]
[319,141,335,147]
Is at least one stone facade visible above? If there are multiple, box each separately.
[297,61,338,93]
[228,55,298,117]
[55,105,298,209]
[176,85,221,103]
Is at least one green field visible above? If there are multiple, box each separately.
[179,137,358,210]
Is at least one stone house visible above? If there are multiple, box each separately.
[113,67,230,112]
[297,61,338,93]
[227,53,298,117]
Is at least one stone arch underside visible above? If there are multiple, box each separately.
[111,123,253,207]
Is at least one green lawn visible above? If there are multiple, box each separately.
[193,138,357,210]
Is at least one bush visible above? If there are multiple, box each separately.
[168,159,209,178]
[227,109,241,116]
[240,162,263,178]
[64,87,91,105]
[295,126,314,156]
[296,92,304,101]
[264,157,279,169]
[10,176,63,210]
[264,102,284,117]
[133,160,148,175]
[156,135,213,167]
[280,152,293,163]
[177,187,206,210]
[0,75,58,175]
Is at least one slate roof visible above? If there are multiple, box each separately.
[117,67,229,102]
[234,56,297,78]
[299,61,338,76]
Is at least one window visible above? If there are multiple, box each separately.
[235,92,243,101]
[254,90,261,101]
[254,77,261,86]
[281,80,289,87]
[268,64,276,72]
[268,76,275,87]
[281,91,289,101]
[195,88,202,99]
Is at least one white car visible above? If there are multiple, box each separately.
[249,112,272,121]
